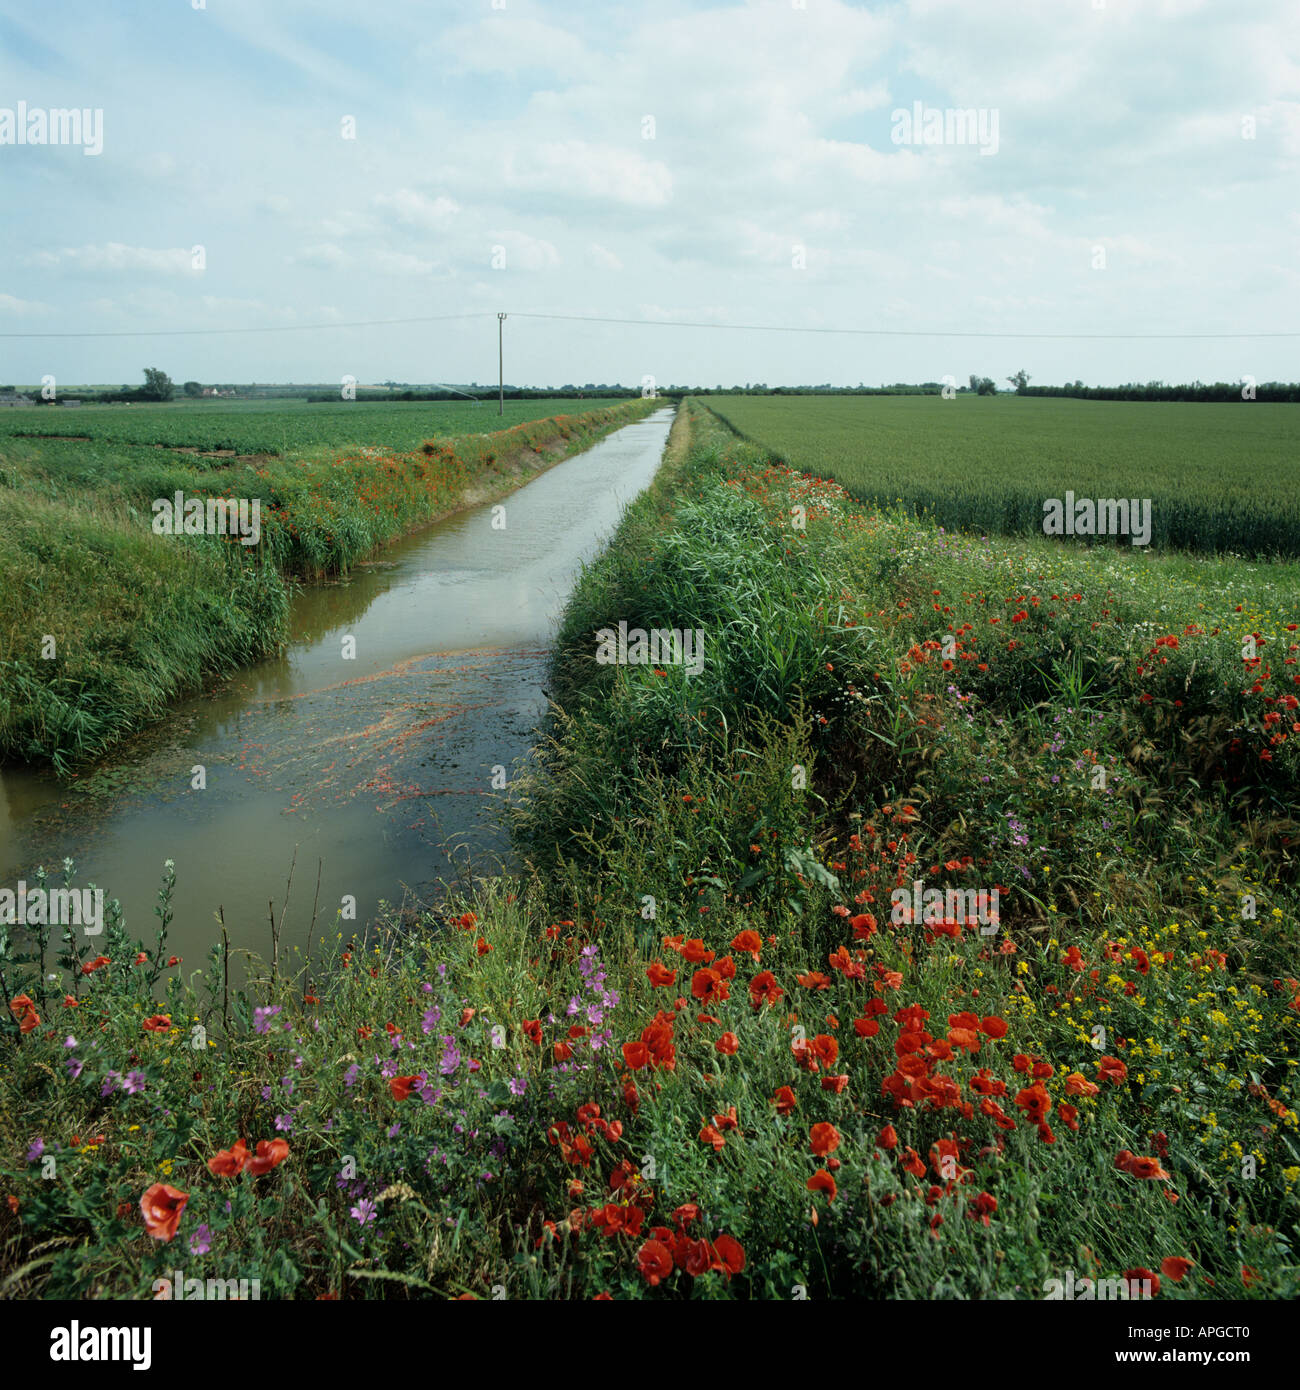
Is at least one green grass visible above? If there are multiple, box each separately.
[0,397,628,456]
[708,394,1300,557]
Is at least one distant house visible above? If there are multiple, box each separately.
[0,393,33,407]
[62,398,82,407]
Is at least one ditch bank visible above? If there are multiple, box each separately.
[0,398,660,771]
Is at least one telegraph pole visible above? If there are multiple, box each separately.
[497,313,506,416]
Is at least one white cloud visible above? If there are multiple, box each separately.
[505,142,672,208]
[588,243,623,271]
[27,244,197,274]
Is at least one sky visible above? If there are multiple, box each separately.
[1,0,1298,390]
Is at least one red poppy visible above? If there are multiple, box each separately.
[968,1191,998,1225]
[646,961,677,988]
[207,1139,249,1177]
[749,971,783,1008]
[389,1074,422,1101]
[142,1014,172,1032]
[699,1124,726,1152]
[637,1239,674,1286]
[877,1124,898,1150]
[554,1041,573,1062]
[81,956,111,975]
[8,994,39,1034]
[246,1138,290,1175]
[712,1233,746,1279]
[807,1169,837,1202]
[1097,1055,1128,1085]
[140,1182,189,1241]
[809,1122,841,1157]
[1160,1256,1193,1282]
[522,1019,542,1046]
[621,1040,650,1070]
[771,1085,797,1116]
[714,1032,739,1056]
[730,930,762,961]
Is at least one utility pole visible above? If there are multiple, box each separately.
[497,313,506,416]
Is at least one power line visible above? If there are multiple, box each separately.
[509,312,1300,341]
[0,311,495,340]
[1,307,1297,342]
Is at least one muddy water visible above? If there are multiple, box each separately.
[0,407,675,964]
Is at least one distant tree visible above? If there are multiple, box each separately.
[1006,369,1031,395]
[182,380,202,397]
[142,368,174,401]
[970,375,997,395]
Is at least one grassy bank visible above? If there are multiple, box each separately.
[1,399,1297,1299]
[0,398,659,770]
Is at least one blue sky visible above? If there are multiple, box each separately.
[1,0,1298,389]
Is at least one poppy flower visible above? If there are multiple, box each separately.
[979,1015,1008,1039]
[621,1040,650,1070]
[207,1139,249,1178]
[901,1147,926,1178]
[522,1020,542,1046]
[680,939,715,964]
[554,1041,573,1063]
[1097,1055,1128,1085]
[853,1016,880,1038]
[1160,1256,1194,1282]
[730,930,762,961]
[246,1138,290,1175]
[712,1233,746,1279]
[715,1032,739,1056]
[771,1085,797,1116]
[1063,1071,1100,1097]
[877,1124,898,1149]
[389,1074,422,1101]
[645,961,677,988]
[142,1015,172,1032]
[8,994,39,1034]
[1014,1082,1051,1124]
[749,971,783,1008]
[807,1169,837,1202]
[968,1191,998,1225]
[699,1124,726,1152]
[682,1238,715,1277]
[81,957,111,975]
[140,1182,189,1241]
[820,1074,849,1094]
[809,1122,841,1157]
[637,1239,674,1287]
